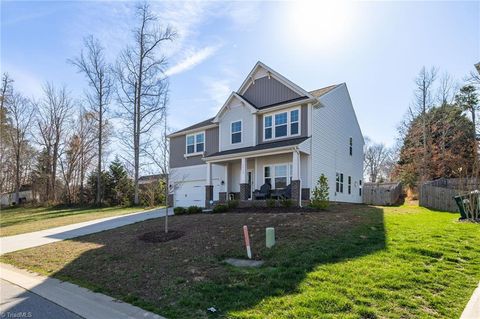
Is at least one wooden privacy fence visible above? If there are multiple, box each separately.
[419,178,479,212]
[363,182,403,206]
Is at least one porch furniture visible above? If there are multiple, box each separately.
[253,183,271,200]
[271,183,292,199]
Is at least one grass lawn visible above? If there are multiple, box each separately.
[0,205,156,237]
[1,204,479,319]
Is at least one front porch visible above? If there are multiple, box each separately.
[204,148,311,207]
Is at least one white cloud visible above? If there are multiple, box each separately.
[202,78,232,112]
[165,45,221,77]
[2,64,44,99]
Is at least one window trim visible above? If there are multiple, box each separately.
[336,172,344,194]
[230,120,242,145]
[263,107,301,141]
[263,163,293,189]
[349,137,353,156]
[185,131,205,156]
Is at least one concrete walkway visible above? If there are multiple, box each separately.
[0,263,165,319]
[461,282,480,319]
[1,207,170,254]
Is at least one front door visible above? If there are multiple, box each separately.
[247,170,254,199]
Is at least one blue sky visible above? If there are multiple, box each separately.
[2,1,479,149]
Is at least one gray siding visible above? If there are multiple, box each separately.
[257,104,309,144]
[170,127,219,168]
[243,76,301,108]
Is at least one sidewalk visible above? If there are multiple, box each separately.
[1,207,170,254]
[461,282,480,319]
[0,263,165,319]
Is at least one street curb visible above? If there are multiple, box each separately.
[0,263,166,319]
[461,282,480,319]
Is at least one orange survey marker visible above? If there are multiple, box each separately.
[243,225,252,259]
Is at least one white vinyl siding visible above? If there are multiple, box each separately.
[311,84,364,203]
[219,100,254,151]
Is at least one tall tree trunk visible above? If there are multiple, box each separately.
[96,96,103,205]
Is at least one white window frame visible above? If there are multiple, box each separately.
[185,131,205,156]
[230,120,242,145]
[336,172,344,194]
[263,163,293,189]
[263,107,301,141]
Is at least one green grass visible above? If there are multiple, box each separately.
[1,204,479,318]
[0,205,156,236]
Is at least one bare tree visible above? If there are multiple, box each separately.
[69,36,113,205]
[364,137,392,183]
[115,2,176,205]
[34,83,73,202]
[0,73,14,193]
[436,72,456,107]
[5,92,35,204]
[413,66,438,180]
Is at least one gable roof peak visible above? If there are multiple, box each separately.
[238,61,313,99]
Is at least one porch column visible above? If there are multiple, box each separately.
[239,157,249,200]
[292,150,301,206]
[219,163,228,203]
[205,162,213,207]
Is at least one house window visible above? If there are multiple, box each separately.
[264,116,272,139]
[336,173,344,193]
[186,135,195,154]
[348,176,352,194]
[275,112,288,138]
[264,166,271,186]
[231,121,242,144]
[291,110,299,135]
[359,180,362,196]
[349,137,353,156]
[274,165,288,189]
[186,132,204,154]
[264,108,301,141]
[264,164,292,189]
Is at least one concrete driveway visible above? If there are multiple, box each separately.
[1,279,82,319]
[1,207,170,254]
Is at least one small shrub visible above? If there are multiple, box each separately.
[227,199,239,209]
[280,198,293,208]
[310,174,330,210]
[187,206,203,214]
[212,204,228,213]
[174,207,187,215]
[266,198,276,208]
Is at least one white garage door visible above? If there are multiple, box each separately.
[174,179,221,207]
[174,180,205,207]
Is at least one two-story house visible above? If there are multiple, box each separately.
[168,61,364,207]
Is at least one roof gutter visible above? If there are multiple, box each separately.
[167,124,218,138]
[203,145,301,163]
[256,97,317,114]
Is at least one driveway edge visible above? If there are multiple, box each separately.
[0,263,166,319]
[461,282,480,319]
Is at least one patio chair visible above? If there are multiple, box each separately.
[253,183,271,200]
[274,183,292,199]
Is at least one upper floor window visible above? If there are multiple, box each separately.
[264,108,301,141]
[264,116,273,139]
[349,137,353,156]
[348,176,352,194]
[186,132,204,154]
[231,121,242,144]
[291,110,299,135]
[275,112,288,138]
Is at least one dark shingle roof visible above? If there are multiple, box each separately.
[206,136,309,158]
[309,84,340,98]
[170,117,215,135]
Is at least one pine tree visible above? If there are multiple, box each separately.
[311,174,330,210]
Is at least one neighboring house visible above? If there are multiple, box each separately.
[0,186,38,207]
[138,174,166,186]
[168,61,364,207]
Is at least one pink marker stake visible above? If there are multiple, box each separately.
[243,225,252,259]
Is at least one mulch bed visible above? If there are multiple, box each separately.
[228,206,315,214]
[138,230,185,243]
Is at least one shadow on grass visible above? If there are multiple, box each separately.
[6,205,386,318]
